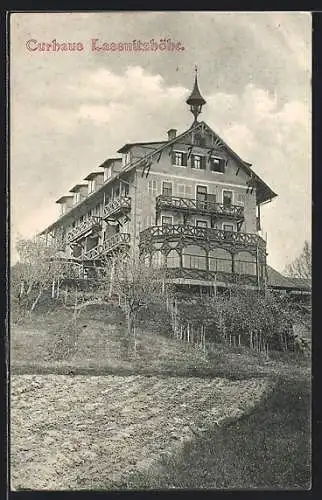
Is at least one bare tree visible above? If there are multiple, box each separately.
[13,236,68,315]
[284,240,311,281]
[98,255,171,352]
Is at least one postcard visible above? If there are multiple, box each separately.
[9,11,312,491]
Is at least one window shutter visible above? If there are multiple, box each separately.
[191,154,195,167]
[201,157,206,169]
[220,159,225,173]
[182,153,188,166]
[171,152,176,164]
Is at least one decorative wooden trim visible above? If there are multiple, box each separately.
[66,217,101,244]
[82,232,130,261]
[103,196,131,221]
[156,195,244,221]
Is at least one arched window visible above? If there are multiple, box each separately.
[151,250,164,268]
[209,248,232,273]
[234,251,257,276]
[182,245,207,270]
[166,249,180,268]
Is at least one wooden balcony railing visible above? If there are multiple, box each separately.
[66,217,101,244]
[156,195,244,220]
[139,224,266,251]
[103,196,131,220]
[82,232,130,260]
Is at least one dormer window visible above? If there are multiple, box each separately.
[74,192,80,204]
[122,152,130,167]
[210,156,225,173]
[104,166,112,182]
[172,151,187,167]
[88,179,95,194]
[191,154,206,170]
[60,205,65,216]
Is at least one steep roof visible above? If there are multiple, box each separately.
[288,277,311,290]
[69,184,87,193]
[40,120,277,235]
[98,158,122,168]
[117,120,277,204]
[267,266,295,289]
[55,195,73,204]
[83,172,103,181]
[267,266,311,291]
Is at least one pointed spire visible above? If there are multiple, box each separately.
[186,66,206,123]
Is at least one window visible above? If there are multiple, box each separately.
[234,251,257,276]
[191,155,206,170]
[172,151,187,167]
[162,216,173,226]
[123,183,129,196]
[88,179,95,194]
[210,157,225,173]
[166,250,180,268]
[162,181,172,197]
[196,185,208,207]
[196,220,208,228]
[209,248,233,273]
[223,224,234,232]
[223,190,233,207]
[104,166,112,182]
[148,179,157,196]
[114,187,120,198]
[182,245,207,270]
[74,192,80,204]
[60,204,65,216]
[122,152,130,167]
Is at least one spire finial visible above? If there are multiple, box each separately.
[186,67,206,124]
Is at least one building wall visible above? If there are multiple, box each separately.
[47,135,261,265]
[129,140,258,237]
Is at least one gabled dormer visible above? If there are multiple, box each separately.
[99,158,122,182]
[69,184,88,205]
[83,171,104,194]
[56,195,74,217]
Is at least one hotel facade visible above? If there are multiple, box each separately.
[40,73,277,292]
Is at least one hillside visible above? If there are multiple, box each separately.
[10,302,311,490]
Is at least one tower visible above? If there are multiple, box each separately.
[186,67,206,124]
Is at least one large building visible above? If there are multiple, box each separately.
[40,72,277,292]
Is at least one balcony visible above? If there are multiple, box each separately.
[66,217,102,244]
[139,225,266,251]
[82,232,130,260]
[156,195,244,220]
[103,196,131,221]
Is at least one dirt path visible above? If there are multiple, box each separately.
[11,374,274,490]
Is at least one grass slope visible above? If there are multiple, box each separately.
[10,303,311,490]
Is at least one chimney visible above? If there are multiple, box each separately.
[167,129,177,141]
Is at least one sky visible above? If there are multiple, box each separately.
[10,11,311,272]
